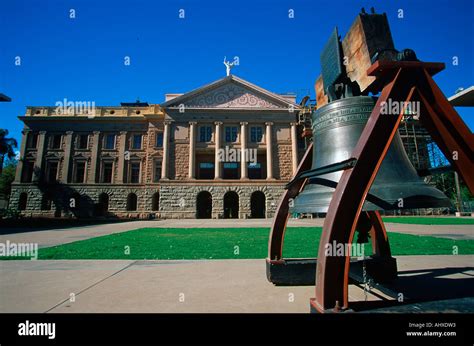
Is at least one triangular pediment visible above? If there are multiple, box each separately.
[161,75,298,111]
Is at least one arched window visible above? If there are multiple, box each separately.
[127,193,138,211]
[152,192,160,211]
[18,193,28,211]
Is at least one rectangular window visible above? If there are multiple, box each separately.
[298,136,305,149]
[248,162,262,179]
[129,162,140,183]
[22,161,35,183]
[155,132,163,148]
[77,134,89,149]
[199,126,212,142]
[104,134,116,150]
[27,133,38,149]
[223,162,239,179]
[250,127,263,143]
[198,162,214,179]
[46,161,58,183]
[101,162,113,183]
[131,134,142,150]
[225,127,238,142]
[50,135,62,149]
[153,160,162,182]
[73,161,86,183]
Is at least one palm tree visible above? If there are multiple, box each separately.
[0,129,18,175]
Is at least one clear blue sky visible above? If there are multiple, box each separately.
[1,0,472,144]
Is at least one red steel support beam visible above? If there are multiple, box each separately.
[268,143,313,260]
[266,60,471,313]
[312,67,417,312]
[367,211,392,257]
[414,72,474,193]
[311,60,472,312]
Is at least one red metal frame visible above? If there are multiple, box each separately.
[268,142,313,261]
[268,60,474,313]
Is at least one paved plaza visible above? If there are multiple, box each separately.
[0,218,472,313]
[0,256,472,313]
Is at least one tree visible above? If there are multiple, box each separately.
[0,129,18,175]
[0,160,16,199]
[430,171,473,212]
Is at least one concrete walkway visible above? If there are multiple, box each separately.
[0,218,472,248]
[1,256,472,313]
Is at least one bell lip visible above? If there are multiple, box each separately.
[290,181,452,213]
[290,196,452,214]
[299,95,453,214]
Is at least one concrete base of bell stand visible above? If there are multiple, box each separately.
[266,258,317,286]
[266,256,398,286]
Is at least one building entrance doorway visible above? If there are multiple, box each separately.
[250,191,266,218]
[223,191,239,219]
[196,191,212,219]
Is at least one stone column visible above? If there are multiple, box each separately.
[117,131,127,183]
[290,122,299,174]
[32,131,47,182]
[161,121,171,179]
[266,122,274,180]
[240,121,248,179]
[214,122,222,179]
[88,131,101,183]
[144,127,153,184]
[188,122,196,179]
[14,130,29,182]
[61,131,74,183]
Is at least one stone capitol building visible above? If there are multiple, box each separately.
[10,74,305,219]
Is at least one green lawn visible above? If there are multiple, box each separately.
[13,227,471,260]
[382,217,474,225]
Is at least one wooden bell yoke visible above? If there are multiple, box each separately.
[266,60,474,313]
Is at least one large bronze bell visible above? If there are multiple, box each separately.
[290,96,451,213]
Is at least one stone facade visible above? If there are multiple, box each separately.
[10,75,305,219]
[158,182,285,219]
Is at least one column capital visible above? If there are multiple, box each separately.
[240,121,248,126]
[214,121,223,126]
[265,122,274,126]
[290,122,298,127]
[120,131,128,135]
[93,130,101,135]
[39,131,47,135]
[164,120,172,126]
[65,131,74,135]
[189,121,197,126]
[21,129,31,135]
